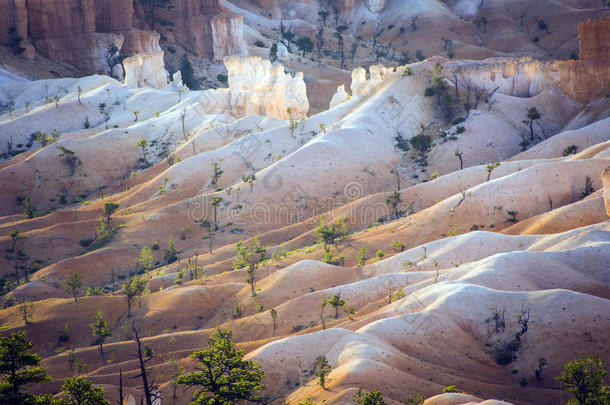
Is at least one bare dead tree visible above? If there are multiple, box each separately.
[131,321,159,405]
[451,189,467,212]
[455,148,464,170]
[118,369,124,405]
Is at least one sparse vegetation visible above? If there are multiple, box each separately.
[60,376,110,405]
[327,293,345,319]
[163,236,179,264]
[580,176,595,199]
[392,241,405,252]
[424,63,455,123]
[90,310,112,357]
[23,196,34,219]
[315,216,350,255]
[314,356,332,390]
[486,162,500,181]
[180,54,201,90]
[556,356,609,405]
[234,238,266,297]
[357,247,368,267]
[385,191,402,219]
[63,272,83,302]
[177,329,264,403]
[136,245,154,273]
[58,147,82,176]
[0,331,51,404]
[563,145,578,156]
[354,388,387,405]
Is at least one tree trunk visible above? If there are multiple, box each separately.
[119,369,124,405]
[133,326,154,405]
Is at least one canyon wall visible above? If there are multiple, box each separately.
[578,16,610,61]
[0,0,246,73]
[150,0,246,61]
[453,17,609,104]
[337,0,387,13]
[123,32,168,89]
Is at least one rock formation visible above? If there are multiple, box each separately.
[123,52,168,89]
[578,16,610,61]
[329,85,350,109]
[330,64,395,103]
[136,0,246,61]
[602,166,610,218]
[224,55,309,120]
[0,0,246,71]
[122,30,167,89]
[451,17,610,104]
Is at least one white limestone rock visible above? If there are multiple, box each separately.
[123,51,168,89]
[224,55,308,120]
[329,84,351,109]
[351,64,395,97]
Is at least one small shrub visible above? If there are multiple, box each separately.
[562,145,578,156]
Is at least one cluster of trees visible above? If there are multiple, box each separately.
[0,330,109,404]
[314,216,350,265]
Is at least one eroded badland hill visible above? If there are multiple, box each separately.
[0,1,609,404]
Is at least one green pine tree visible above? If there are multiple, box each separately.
[177,329,264,404]
[0,331,50,405]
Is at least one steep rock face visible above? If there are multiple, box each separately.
[150,0,246,61]
[210,14,248,61]
[365,0,386,13]
[603,166,610,218]
[0,0,245,70]
[122,30,168,88]
[450,18,610,103]
[453,37,609,105]
[336,0,386,13]
[225,55,309,120]
[578,16,610,61]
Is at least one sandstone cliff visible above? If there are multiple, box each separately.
[149,0,247,61]
[451,17,609,105]
[578,16,610,61]
[0,0,246,73]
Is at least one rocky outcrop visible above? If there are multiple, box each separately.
[0,0,246,71]
[351,65,395,97]
[224,55,308,120]
[603,166,610,218]
[144,0,246,61]
[123,52,168,89]
[336,0,386,13]
[122,30,168,89]
[210,13,248,61]
[450,17,609,104]
[329,64,394,107]
[329,85,350,109]
[451,56,609,104]
[578,17,610,61]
